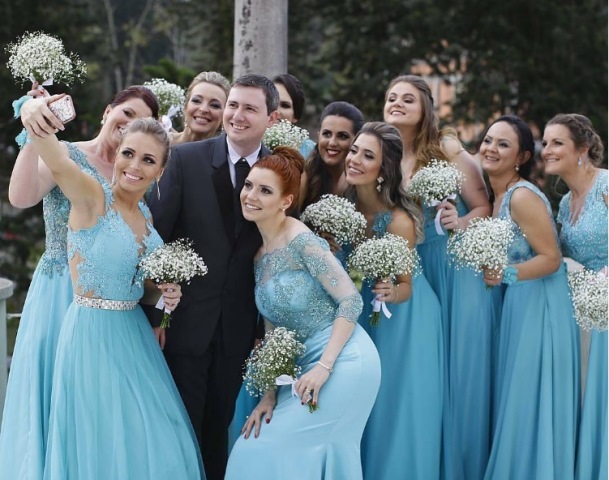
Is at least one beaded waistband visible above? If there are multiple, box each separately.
[74,294,138,311]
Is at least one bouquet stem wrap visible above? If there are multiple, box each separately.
[429,193,457,236]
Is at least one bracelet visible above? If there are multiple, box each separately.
[13,95,33,149]
[317,361,333,374]
[502,266,518,285]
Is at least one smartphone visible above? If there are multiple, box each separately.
[48,95,76,124]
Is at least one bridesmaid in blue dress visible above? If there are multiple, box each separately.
[28,115,204,479]
[480,115,580,480]
[542,113,607,480]
[0,86,159,479]
[226,147,381,479]
[383,75,494,480]
[345,122,444,479]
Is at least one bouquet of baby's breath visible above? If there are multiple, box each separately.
[348,234,419,326]
[447,217,515,277]
[567,269,608,331]
[407,159,465,206]
[243,327,318,412]
[143,78,185,118]
[6,31,87,87]
[263,119,310,150]
[300,194,367,247]
[138,238,208,328]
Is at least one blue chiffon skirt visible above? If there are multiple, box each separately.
[484,265,580,480]
[0,265,72,479]
[225,325,381,479]
[359,274,444,480]
[576,330,608,480]
[43,303,205,479]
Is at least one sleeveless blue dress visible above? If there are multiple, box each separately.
[359,211,444,480]
[225,232,381,479]
[417,195,495,480]
[42,186,204,479]
[558,170,608,480]
[483,181,580,480]
[0,144,105,479]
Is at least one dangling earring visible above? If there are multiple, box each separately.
[111,165,117,185]
[578,156,583,166]
[514,164,520,172]
[376,176,384,192]
[156,180,161,201]
[101,117,105,125]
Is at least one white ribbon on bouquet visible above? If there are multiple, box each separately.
[275,374,312,403]
[429,193,457,236]
[371,297,392,319]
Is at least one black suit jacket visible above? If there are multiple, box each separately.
[147,133,266,358]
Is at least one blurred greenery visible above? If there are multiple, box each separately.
[0,0,607,320]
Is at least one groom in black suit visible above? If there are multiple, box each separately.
[146,74,279,480]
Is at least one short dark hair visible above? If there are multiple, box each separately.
[232,74,279,115]
[111,86,160,119]
[273,73,305,120]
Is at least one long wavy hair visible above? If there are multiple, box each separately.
[300,101,364,211]
[385,75,458,174]
[345,122,424,243]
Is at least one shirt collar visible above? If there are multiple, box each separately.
[226,138,261,167]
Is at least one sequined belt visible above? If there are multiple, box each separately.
[74,294,138,311]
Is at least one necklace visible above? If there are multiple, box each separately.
[262,218,288,254]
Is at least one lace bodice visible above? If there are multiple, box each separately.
[499,181,557,264]
[557,170,608,272]
[255,232,363,340]
[40,142,106,277]
[67,185,163,300]
[421,193,468,244]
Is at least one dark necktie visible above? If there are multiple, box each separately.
[234,158,250,236]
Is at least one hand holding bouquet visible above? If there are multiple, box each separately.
[138,238,208,328]
[6,31,87,88]
[243,327,318,412]
[142,78,185,131]
[263,119,310,151]
[447,217,515,285]
[567,268,608,331]
[407,159,465,235]
[348,234,419,326]
[300,194,367,248]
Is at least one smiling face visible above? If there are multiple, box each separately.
[223,86,278,153]
[101,98,154,147]
[240,167,293,223]
[183,81,227,139]
[541,124,583,176]
[114,131,165,196]
[345,133,382,187]
[317,115,357,168]
[479,121,523,177]
[383,81,424,131]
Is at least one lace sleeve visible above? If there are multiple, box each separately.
[295,232,363,323]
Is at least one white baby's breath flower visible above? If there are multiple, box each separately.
[568,269,608,331]
[407,159,465,206]
[447,217,515,273]
[347,234,419,326]
[138,238,208,328]
[6,31,87,86]
[300,194,367,247]
[143,78,186,118]
[243,327,305,397]
[263,119,309,150]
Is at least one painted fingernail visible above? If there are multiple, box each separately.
[266,418,270,424]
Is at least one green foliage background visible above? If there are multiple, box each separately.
[0,0,607,314]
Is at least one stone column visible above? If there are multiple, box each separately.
[0,278,14,424]
[233,0,288,79]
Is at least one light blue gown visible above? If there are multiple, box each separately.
[417,195,495,480]
[0,144,104,479]
[484,181,580,480]
[558,169,608,480]
[359,211,443,480]
[226,232,381,479]
[43,185,204,479]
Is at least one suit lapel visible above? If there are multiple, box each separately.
[211,134,235,241]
